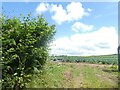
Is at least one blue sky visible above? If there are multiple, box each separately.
[3,2,118,56]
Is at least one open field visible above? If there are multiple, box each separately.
[27,61,118,88]
[51,54,118,65]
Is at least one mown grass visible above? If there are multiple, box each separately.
[27,61,118,88]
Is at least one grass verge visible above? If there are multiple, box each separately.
[27,61,118,88]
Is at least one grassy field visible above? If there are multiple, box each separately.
[51,54,118,65]
[27,61,118,88]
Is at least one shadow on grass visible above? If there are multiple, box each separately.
[102,69,119,73]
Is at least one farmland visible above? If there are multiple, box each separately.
[51,54,118,65]
[26,54,119,88]
[27,61,118,88]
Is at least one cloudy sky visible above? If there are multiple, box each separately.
[3,2,118,56]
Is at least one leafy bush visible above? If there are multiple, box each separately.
[1,14,56,89]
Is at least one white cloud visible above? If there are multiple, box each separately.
[36,3,49,14]
[66,2,87,21]
[72,22,94,32]
[87,8,92,12]
[50,4,68,25]
[51,2,89,24]
[35,2,89,24]
[50,27,118,56]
